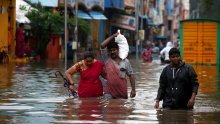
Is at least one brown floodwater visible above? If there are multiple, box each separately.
[0,57,219,124]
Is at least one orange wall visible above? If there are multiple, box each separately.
[0,0,16,54]
[0,0,9,51]
[182,22,218,65]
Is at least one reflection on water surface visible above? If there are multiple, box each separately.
[0,59,219,123]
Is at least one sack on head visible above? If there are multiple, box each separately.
[115,30,129,60]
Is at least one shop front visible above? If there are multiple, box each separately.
[110,14,136,53]
[59,0,107,50]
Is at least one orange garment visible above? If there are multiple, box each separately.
[105,59,128,99]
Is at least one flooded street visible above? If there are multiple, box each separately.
[0,57,220,124]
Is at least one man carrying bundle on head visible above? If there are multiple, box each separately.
[100,31,136,99]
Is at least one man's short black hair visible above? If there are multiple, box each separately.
[107,41,119,50]
[19,23,24,27]
[169,48,180,56]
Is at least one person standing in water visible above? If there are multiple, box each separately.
[15,23,25,58]
[154,48,199,109]
[65,51,105,98]
[160,41,173,64]
[100,32,136,99]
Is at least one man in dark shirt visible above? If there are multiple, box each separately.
[154,48,199,109]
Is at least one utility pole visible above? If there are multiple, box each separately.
[64,0,67,71]
[74,0,78,63]
[135,0,139,59]
[140,0,143,56]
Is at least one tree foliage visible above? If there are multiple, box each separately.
[25,3,90,56]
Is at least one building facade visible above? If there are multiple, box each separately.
[0,0,16,55]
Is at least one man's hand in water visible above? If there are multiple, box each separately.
[154,100,160,109]
[130,90,136,98]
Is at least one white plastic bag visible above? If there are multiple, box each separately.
[115,30,129,60]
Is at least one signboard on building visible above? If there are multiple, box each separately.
[59,0,104,10]
[83,0,104,10]
[139,30,145,40]
[111,14,136,31]
[124,0,135,8]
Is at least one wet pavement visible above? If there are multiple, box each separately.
[0,57,220,124]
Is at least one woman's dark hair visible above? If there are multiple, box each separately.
[83,51,94,59]
[107,41,119,50]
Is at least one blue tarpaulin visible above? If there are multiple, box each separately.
[72,10,93,20]
[89,11,107,20]
[105,0,124,9]
[72,10,107,20]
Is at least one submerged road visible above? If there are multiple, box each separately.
[0,57,219,123]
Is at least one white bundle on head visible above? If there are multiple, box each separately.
[115,30,129,60]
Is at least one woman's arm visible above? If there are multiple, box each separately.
[100,32,119,49]
[100,67,107,79]
[65,63,80,85]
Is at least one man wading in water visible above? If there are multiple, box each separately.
[100,32,136,99]
[155,48,199,109]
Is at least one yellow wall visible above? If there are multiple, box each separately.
[182,21,218,65]
[0,0,16,54]
[0,0,9,51]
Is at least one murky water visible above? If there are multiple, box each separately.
[0,58,220,124]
